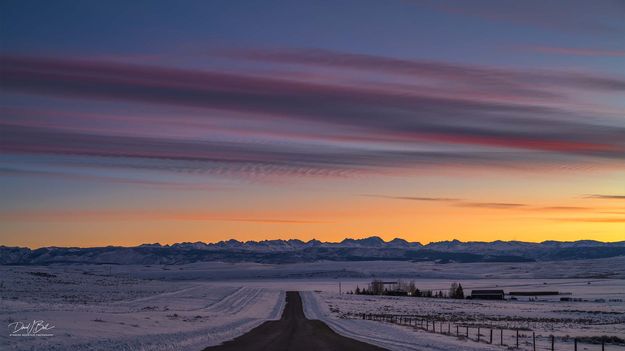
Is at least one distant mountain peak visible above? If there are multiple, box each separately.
[138,243,162,247]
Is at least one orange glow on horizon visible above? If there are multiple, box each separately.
[2,193,623,248]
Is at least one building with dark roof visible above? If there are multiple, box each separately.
[509,291,559,296]
[469,290,505,300]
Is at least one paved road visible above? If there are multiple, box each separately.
[203,291,387,351]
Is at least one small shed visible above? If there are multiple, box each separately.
[469,289,505,300]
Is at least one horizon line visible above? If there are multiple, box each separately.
[6,236,625,250]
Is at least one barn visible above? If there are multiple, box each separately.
[469,289,505,300]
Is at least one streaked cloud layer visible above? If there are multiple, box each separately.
[1,53,623,179]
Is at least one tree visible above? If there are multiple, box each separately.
[456,283,464,299]
[355,286,361,295]
[449,283,458,298]
[407,281,416,295]
[369,279,385,295]
[449,282,465,299]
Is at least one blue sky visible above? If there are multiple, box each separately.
[1,0,624,247]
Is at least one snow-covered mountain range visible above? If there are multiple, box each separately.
[2,237,625,265]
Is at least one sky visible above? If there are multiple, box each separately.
[1,0,624,248]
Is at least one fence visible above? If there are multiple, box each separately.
[360,313,621,350]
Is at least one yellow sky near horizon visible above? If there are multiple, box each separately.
[2,178,623,248]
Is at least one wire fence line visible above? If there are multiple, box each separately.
[359,313,621,351]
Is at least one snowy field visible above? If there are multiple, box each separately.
[107,256,625,281]
[0,266,284,351]
[1,258,624,351]
[302,287,625,351]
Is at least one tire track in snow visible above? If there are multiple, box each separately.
[206,287,263,315]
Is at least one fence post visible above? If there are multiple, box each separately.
[478,327,481,342]
[448,323,451,335]
[466,326,469,338]
[551,335,554,351]
[490,329,493,344]
[533,332,536,351]
[516,329,519,348]
[500,329,503,345]
[456,324,459,336]
[602,338,605,351]
[574,338,577,351]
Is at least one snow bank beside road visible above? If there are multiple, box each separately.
[301,291,500,351]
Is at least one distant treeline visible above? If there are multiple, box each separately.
[351,280,464,299]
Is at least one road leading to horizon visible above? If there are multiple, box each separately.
[203,291,387,351]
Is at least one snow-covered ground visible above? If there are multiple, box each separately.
[1,259,624,351]
[301,289,625,350]
[0,266,284,351]
[301,290,503,351]
[108,256,625,281]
